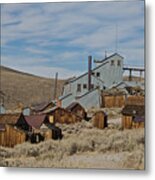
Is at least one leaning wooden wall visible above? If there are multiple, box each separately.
[0,124,26,147]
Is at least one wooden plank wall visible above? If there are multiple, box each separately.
[51,109,82,124]
[122,116,132,129]
[93,112,107,129]
[103,95,126,108]
[0,124,26,147]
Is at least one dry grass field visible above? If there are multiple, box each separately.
[0,66,65,109]
[0,119,145,170]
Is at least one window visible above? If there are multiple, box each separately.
[92,72,95,75]
[77,84,81,92]
[111,60,114,66]
[96,72,100,77]
[83,84,87,89]
[103,86,106,90]
[117,60,121,66]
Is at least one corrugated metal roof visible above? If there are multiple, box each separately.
[0,113,22,125]
[25,115,47,129]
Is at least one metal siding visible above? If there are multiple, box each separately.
[61,94,75,108]
[61,54,123,109]
[77,89,101,109]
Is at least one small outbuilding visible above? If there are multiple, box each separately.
[102,88,127,108]
[45,106,82,124]
[0,124,26,147]
[0,113,30,131]
[92,111,108,129]
[122,104,145,129]
[25,114,62,142]
[66,102,87,119]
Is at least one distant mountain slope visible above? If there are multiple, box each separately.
[0,66,66,110]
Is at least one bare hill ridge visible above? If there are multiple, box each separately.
[0,66,65,110]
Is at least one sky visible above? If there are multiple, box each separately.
[1,0,144,79]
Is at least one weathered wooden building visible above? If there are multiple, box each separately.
[45,107,82,124]
[0,113,30,131]
[122,105,145,129]
[66,102,87,119]
[25,114,62,141]
[92,111,108,129]
[0,124,26,147]
[22,101,56,116]
[102,88,127,108]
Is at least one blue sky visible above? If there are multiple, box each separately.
[1,1,144,78]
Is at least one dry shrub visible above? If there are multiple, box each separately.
[0,123,144,169]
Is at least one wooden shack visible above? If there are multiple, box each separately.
[0,113,30,131]
[122,105,145,129]
[45,107,82,124]
[66,102,87,119]
[25,114,62,141]
[92,111,108,129]
[0,124,26,147]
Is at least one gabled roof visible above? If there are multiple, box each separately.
[31,101,55,112]
[0,113,22,125]
[25,115,48,129]
[68,53,123,84]
[66,102,85,111]
[94,53,124,64]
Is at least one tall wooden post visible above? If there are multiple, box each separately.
[53,72,58,100]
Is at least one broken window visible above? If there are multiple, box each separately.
[77,84,81,92]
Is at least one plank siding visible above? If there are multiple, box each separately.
[0,124,26,147]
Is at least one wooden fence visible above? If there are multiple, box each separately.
[0,124,26,147]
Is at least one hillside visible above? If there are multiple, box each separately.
[0,66,66,110]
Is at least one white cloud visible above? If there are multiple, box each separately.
[1,1,144,78]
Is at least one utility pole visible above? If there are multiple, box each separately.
[53,72,58,100]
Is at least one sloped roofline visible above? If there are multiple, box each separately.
[94,52,124,63]
[69,53,123,83]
